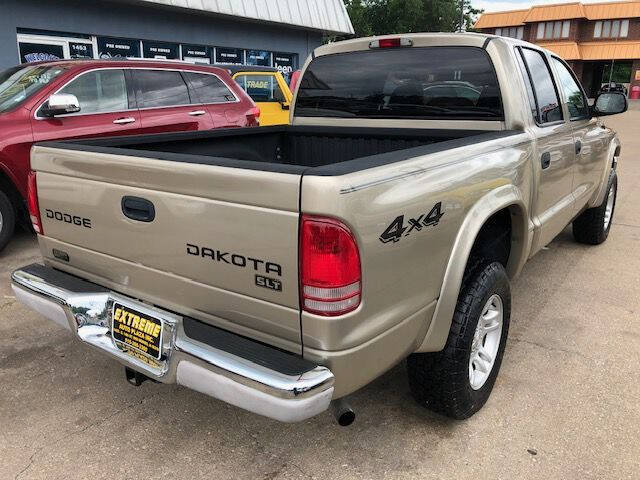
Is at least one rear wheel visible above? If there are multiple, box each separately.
[0,190,15,252]
[407,262,511,419]
[573,169,617,245]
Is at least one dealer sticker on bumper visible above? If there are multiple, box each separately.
[112,302,163,361]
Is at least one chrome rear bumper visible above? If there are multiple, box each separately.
[12,264,334,423]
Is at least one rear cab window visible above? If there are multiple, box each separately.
[295,47,503,120]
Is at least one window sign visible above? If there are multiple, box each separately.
[246,50,271,67]
[97,37,140,59]
[215,47,243,64]
[19,43,64,63]
[69,42,94,59]
[142,41,179,60]
[274,52,297,83]
[182,44,211,64]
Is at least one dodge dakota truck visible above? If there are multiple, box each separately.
[12,33,626,425]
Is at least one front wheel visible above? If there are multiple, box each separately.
[573,169,617,245]
[0,190,15,252]
[407,262,511,419]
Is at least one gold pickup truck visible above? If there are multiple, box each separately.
[12,33,626,426]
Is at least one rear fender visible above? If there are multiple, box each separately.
[589,136,620,208]
[415,184,529,352]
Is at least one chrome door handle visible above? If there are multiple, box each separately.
[188,110,206,116]
[113,117,136,125]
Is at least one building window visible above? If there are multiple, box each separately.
[536,20,570,39]
[594,19,629,38]
[495,26,524,39]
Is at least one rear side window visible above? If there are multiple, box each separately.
[551,57,589,120]
[183,72,236,103]
[60,69,128,114]
[296,47,502,120]
[520,49,563,124]
[235,74,286,103]
[135,70,190,108]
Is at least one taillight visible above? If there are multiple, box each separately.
[300,215,361,316]
[27,171,43,235]
[246,106,260,126]
[369,37,413,49]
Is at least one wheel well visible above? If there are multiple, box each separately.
[0,169,27,225]
[464,208,513,282]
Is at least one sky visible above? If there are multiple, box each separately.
[474,0,621,13]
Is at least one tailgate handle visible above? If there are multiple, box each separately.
[121,196,155,222]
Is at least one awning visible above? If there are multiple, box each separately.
[524,3,587,23]
[538,42,582,60]
[475,1,640,28]
[129,0,355,34]
[538,40,640,61]
[474,9,528,29]
[580,41,640,60]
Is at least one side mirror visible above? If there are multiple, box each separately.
[40,93,81,117]
[591,92,627,117]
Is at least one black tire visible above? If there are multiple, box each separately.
[0,190,16,252]
[407,262,511,419]
[573,169,617,245]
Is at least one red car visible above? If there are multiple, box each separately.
[0,59,260,251]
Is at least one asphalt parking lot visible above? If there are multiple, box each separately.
[2,110,640,480]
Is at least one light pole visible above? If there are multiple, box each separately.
[459,0,465,32]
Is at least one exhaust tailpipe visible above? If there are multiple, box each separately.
[330,398,355,426]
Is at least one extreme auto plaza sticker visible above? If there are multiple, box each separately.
[112,303,163,365]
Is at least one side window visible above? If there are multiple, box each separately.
[521,48,563,124]
[551,57,589,120]
[235,74,285,103]
[135,70,190,108]
[59,69,127,114]
[515,49,538,122]
[182,72,236,103]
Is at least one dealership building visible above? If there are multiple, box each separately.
[475,1,640,97]
[1,0,353,81]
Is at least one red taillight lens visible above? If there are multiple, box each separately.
[27,171,43,235]
[300,215,361,316]
[246,106,260,126]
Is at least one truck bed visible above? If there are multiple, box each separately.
[42,126,516,175]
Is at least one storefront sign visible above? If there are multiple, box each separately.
[274,52,296,83]
[215,47,243,64]
[19,43,63,63]
[143,41,179,60]
[246,49,271,67]
[97,37,140,59]
[69,42,94,59]
[182,44,211,64]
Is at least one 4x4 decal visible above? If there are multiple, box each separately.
[379,202,444,244]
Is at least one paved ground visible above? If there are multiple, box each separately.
[1,112,639,480]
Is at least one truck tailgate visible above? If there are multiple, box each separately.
[31,145,302,350]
